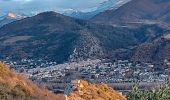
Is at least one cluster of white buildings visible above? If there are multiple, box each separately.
[3,58,170,91]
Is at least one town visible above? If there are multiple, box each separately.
[3,58,170,92]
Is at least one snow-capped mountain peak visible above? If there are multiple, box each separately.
[7,12,18,18]
[7,12,27,19]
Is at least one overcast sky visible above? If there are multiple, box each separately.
[0,0,107,14]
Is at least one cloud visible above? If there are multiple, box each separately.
[29,0,106,9]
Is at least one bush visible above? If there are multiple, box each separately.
[127,80,170,100]
[12,85,29,97]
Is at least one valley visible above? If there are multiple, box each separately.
[0,0,170,99]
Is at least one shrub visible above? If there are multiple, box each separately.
[127,80,170,100]
[0,82,10,100]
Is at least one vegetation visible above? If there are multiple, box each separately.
[127,80,170,100]
[0,82,36,100]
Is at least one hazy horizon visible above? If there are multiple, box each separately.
[0,0,108,14]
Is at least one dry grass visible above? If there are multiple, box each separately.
[68,80,126,100]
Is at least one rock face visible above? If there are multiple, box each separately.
[68,80,126,100]
[0,62,64,100]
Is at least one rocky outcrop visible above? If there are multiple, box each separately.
[68,80,126,100]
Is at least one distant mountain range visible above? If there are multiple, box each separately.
[0,0,130,21]
[63,0,131,19]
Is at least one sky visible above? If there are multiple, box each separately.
[0,0,107,15]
